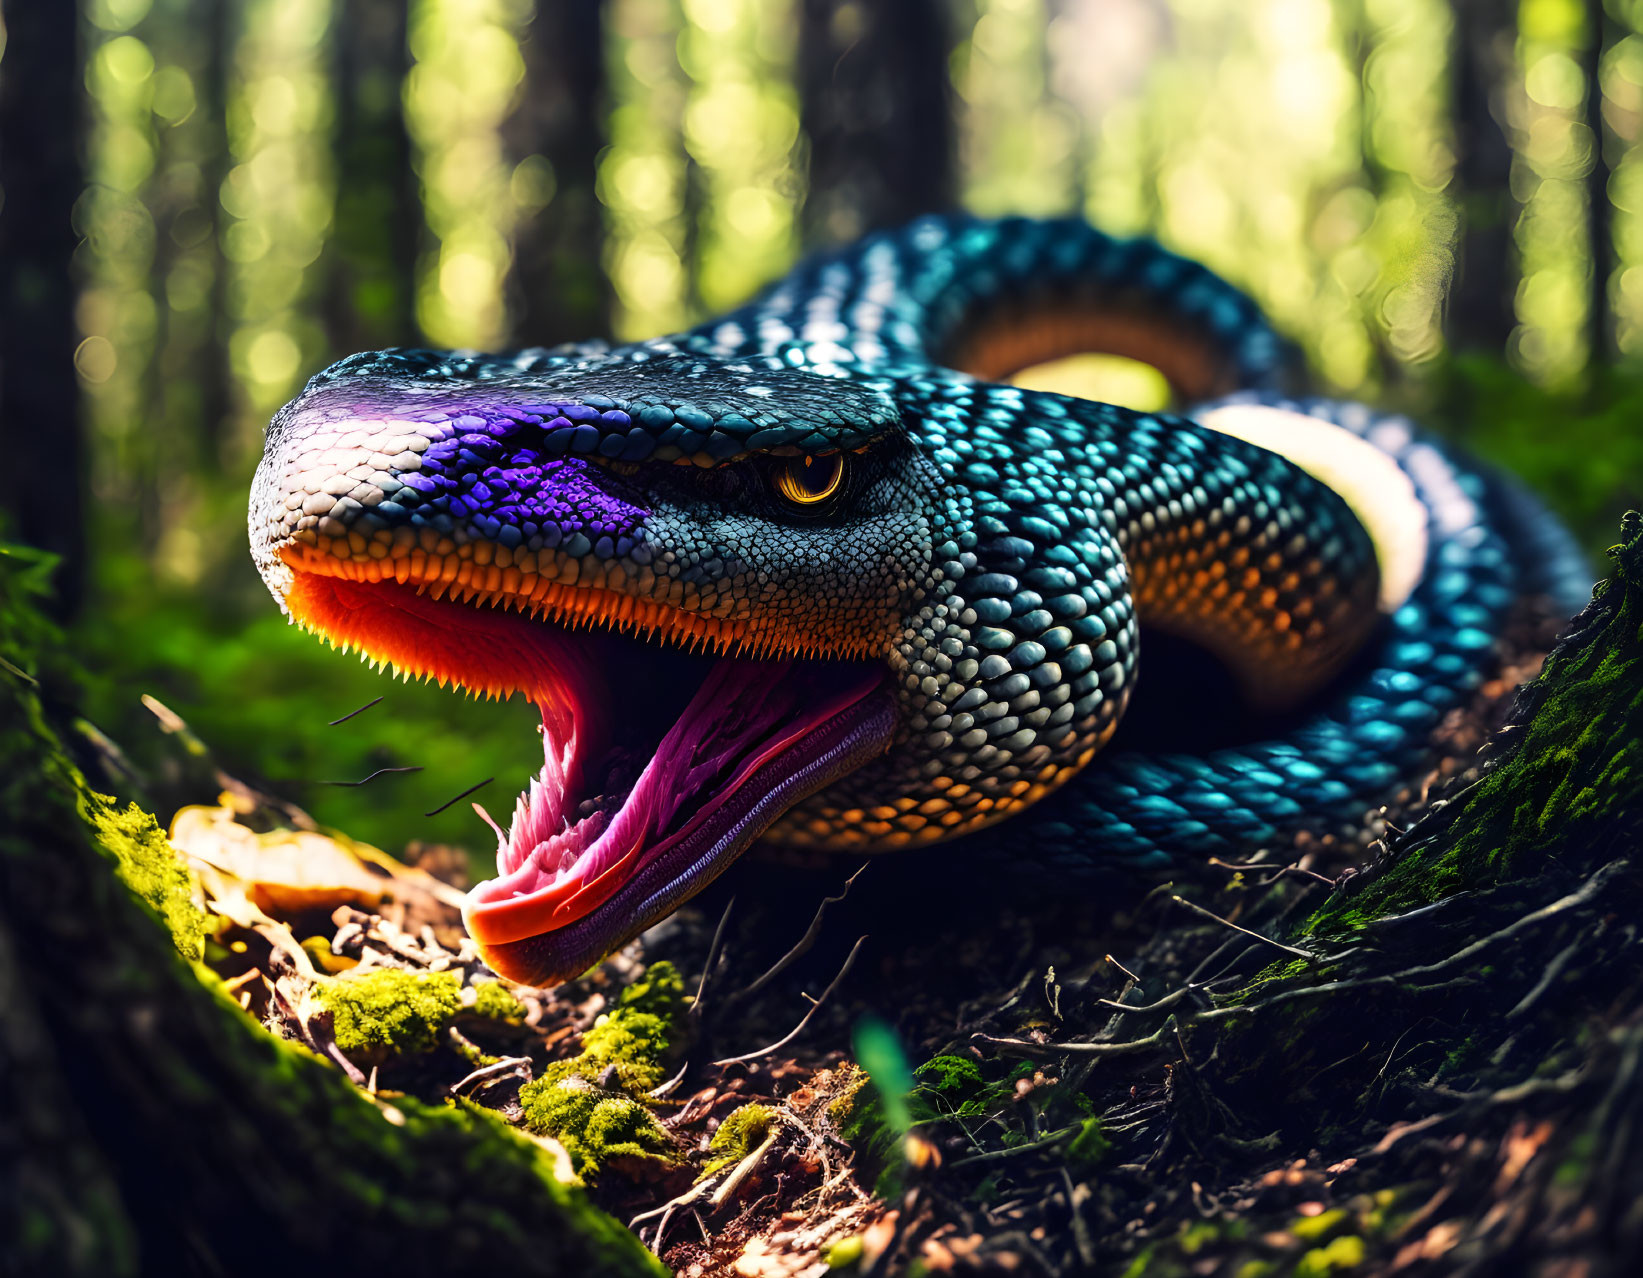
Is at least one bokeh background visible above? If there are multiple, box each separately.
[1,0,1639,862]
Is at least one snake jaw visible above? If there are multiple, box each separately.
[281,569,895,986]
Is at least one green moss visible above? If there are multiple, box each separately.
[1291,1208,1348,1243]
[1306,512,1643,937]
[519,1061,675,1175]
[469,979,526,1025]
[578,959,686,1090]
[701,1102,777,1178]
[1294,1234,1366,1276]
[318,969,465,1056]
[313,969,528,1059]
[517,960,686,1177]
[81,792,205,962]
[1066,1115,1111,1168]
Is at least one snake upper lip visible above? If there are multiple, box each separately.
[277,564,894,986]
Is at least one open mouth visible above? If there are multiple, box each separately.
[283,566,896,986]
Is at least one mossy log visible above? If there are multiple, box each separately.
[0,548,662,1278]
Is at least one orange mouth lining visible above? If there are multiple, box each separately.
[279,538,882,663]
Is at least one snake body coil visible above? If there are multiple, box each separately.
[251,215,1590,983]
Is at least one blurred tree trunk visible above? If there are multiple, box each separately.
[1586,0,1614,364]
[145,0,233,495]
[191,0,234,471]
[0,0,85,613]
[506,0,613,346]
[328,0,422,353]
[1448,0,1519,356]
[797,0,957,246]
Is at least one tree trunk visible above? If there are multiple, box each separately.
[328,0,422,354]
[1585,0,1613,366]
[0,0,85,613]
[0,555,662,1278]
[797,0,958,246]
[505,0,613,347]
[1448,0,1519,355]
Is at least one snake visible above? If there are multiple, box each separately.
[250,214,1590,986]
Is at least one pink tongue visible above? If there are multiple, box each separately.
[469,656,874,945]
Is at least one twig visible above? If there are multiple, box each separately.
[323,765,423,787]
[449,1055,533,1097]
[1508,935,1584,1019]
[691,895,737,1018]
[1094,976,1238,1017]
[1105,954,1144,989]
[946,1122,1084,1169]
[324,1041,370,1086]
[781,1107,831,1194]
[648,1058,691,1100]
[713,935,868,1067]
[973,1020,1175,1061]
[1060,1167,1097,1270]
[735,863,870,1002]
[1208,856,1334,886]
[1169,894,1318,961]
[710,1125,781,1205]
[328,695,383,725]
[424,776,493,817]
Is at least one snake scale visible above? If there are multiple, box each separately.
[250,215,1591,985]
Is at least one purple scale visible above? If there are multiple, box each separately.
[562,404,600,423]
[454,414,488,430]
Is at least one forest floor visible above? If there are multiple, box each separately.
[140,563,1643,1278]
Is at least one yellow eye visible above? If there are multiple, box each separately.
[772,453,845,507]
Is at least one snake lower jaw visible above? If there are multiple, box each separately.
[467,687,897,986]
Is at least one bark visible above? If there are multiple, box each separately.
[797,0,957,246]
[0,0,85,613]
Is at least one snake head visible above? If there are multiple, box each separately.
[250,344,952,985]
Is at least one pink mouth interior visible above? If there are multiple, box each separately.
[284,575,891,976]
[466,650,883,946]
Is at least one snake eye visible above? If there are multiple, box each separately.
[771,452,845,509]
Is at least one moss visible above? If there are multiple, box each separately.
[1291,1208,1348,1243]
[1120,1245,1158,1278]
[316,969,526,1058]
[518,1060,674,1176]
[578,959,686,1090]
[318,969,465,1056]
[1294,1234,1366,1276]
[1066,1115,1111,1169]
[468,979,526,1025]
[517,960,686,1177]
[81,791,206,963]
[1306,513,1643,937]
[701,1103,777,1178]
